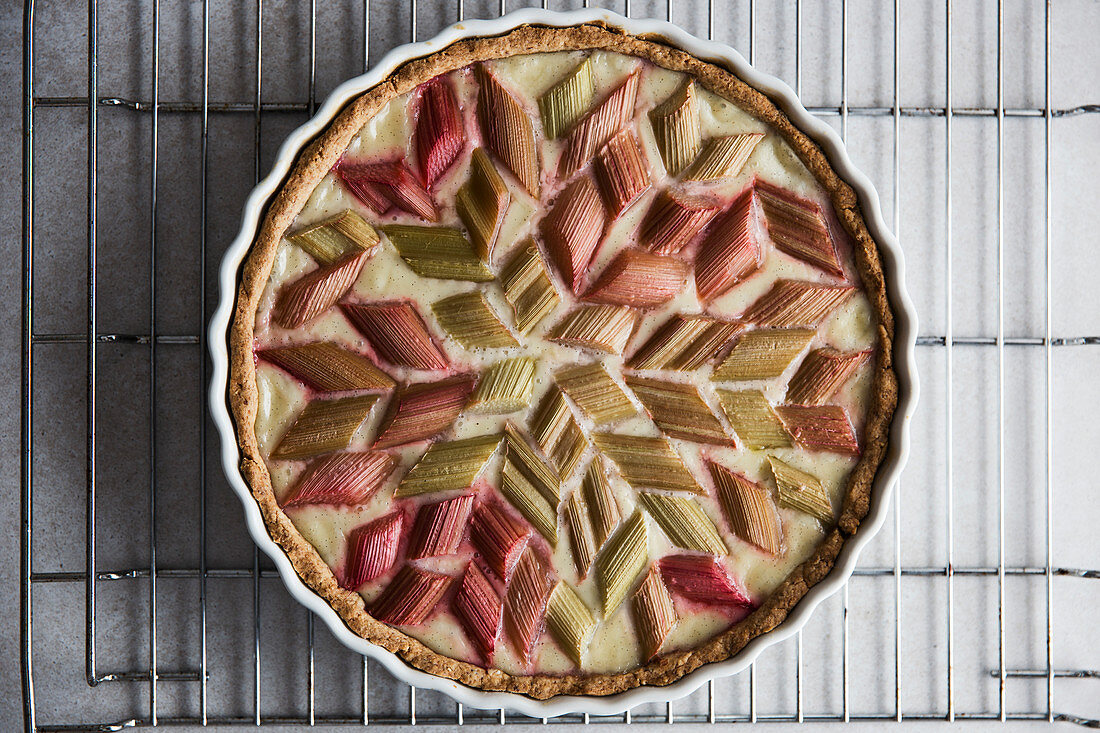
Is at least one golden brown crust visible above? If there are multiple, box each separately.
[225,23,899,700]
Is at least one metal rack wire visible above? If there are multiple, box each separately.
[19,0,1099,730]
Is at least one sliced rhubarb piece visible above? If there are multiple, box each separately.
[559,70,640,179]
[336,160,438,221]
[503,423,560,505]
[755,179,843,277]
[369,564,453,625]
[431,291,518,349]
[407,493,475,559]
[627,314,742,371]
[259,342,395,393]
[500,240,561,335]
[592,434,703,494]
[711,328,815,381]
[625,376,730,446]
[709,462,784,556]
[740,279,855,328]
[658,554,752,608]
[638,189,722,256]
[282,451,397,508]
[539,57,595,139]
[768,456,833,523]
[774,404,860,456]
[471,500,531,579]
[395,433,504,497]
[564,492,596,578]
[452,561,504,663]
[477,66,539,196]
[414,77,463,187]
[582,457,622,548]
[540,174,607,293]
[684,133,765,182]
[695,186,762,301]
[554,362,637,427]
[529,386,588,480]
[274,251,369,329]
[343,511,404,589]
[333,161,391,214]
[594,128,651,218]
[456,148,511,261]
[545,581,598,665]
[649,80,701,176]
[467,358,537,414]
[548,305,638,355]
[500,457,558,544]
[785,348,872,405]
[341,301,449,371]
[503,547,551,662]
[632,566,677,660]
[638,492,728,554]
[594,510,649,615]
[287,209,380,266]
[372,375,477,449]
[381,225,493,282]
[715,389,792,449]
[583,249,690,308]
[271,394,380,460]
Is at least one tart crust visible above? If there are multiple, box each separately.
[226,23,898,700]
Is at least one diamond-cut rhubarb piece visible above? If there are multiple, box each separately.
[341,301,449,371]
[467,358,537,414]
[456,148,510,261]
[583,249,690,308]
[684,133,765,182]
[548,305,638,355]
[639,189,722,256]
[559,70,640,179]
[786,348,872,405]
[564,492,596,578]
[372,375,477,449]
[529,386,588,480]
[755,179,843,277]
[658,554,752,608]
[582,458,622,548]
[715,389,792,449]
[632,566,677,660]
[711,327,815,382]
[471,500,531,579]
[274,252,369,329]
[381,225,493,282]
[500,458,558,544]
[594,128,651,218]
[477,66,539,196]
[282,451,397,508]
[414,77,463,187]
[709,462,784,556]
[595,509,648,615]
[333,162,390,214]
[337,160,439,221]
[503,547,550,662]
[638,492,728,554]
[627,314,742,371]
[271,394,380,460]
[500,240,561,335]
[259,342,395,393]
[592,434,703,494]
[370,564,453,625]
[540,175,607,293]
[695,186,762,301]
[774,404,860,456]
[453,562,504,663]
[395,433,504,497]
[407,493,475,559]
[431,291,518,349]
[768,456,833,523]
[503,424,560,505]
[740,279,855,327]
[545,581,598,665]
[343,511,404,589]
[649,80,701,176]
[287,210,380,266]
[539,57,596,139]
[625,376,730,445]
[554,362,637,427]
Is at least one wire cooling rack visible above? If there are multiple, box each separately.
[19,0,1100,730]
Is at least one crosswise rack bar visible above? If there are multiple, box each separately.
[20,0,1099,730]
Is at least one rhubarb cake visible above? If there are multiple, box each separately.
[227,24,897,699]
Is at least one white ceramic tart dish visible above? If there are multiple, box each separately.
[210,8,917,715]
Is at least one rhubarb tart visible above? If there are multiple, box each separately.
[226,23,898,700]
